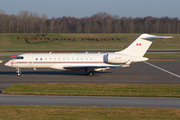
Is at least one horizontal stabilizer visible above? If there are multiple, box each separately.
[142,35,173,40]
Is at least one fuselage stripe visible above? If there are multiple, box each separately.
[12,62,106,64]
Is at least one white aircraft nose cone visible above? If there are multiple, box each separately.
[5,62,11,67]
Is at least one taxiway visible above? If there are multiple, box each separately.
[0,94,180,108]
[0,61,179,84]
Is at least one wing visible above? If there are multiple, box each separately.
[63,65,120,71]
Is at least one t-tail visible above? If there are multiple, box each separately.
[115,34,173,57]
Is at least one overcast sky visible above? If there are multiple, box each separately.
[0,0,179,18]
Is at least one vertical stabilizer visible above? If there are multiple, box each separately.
[115,34,172,57]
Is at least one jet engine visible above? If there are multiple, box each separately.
[106,53,131,64]
[105,53,148,64]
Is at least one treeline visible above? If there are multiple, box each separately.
[0,10,179,34]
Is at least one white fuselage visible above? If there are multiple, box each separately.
[5,53,127,70]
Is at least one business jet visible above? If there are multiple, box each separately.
[5,34,172,76]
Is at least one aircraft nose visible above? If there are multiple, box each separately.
[5,61,11,67]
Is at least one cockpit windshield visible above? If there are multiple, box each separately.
[14,56,24,59]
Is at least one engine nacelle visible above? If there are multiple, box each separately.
[106,53,131,64]
[105,53,149,64]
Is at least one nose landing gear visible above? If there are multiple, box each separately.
[16,68,22,76]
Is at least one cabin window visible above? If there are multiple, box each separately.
[72,58,74,60]
[81,58,83,60]
[36,58,38,60]
[49,58,51,60]
[67,58,69,60]
[54,58,56,60]
[63,58,65,60]
[90,58,92,60]
[77,58,79,60]
[45,58,47,60]
[58,58,60,60]
[40,58,42,60]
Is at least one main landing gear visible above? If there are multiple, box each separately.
[16,68,22,76]
[86,69,94,76]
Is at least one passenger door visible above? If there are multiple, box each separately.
[28,55,33,68]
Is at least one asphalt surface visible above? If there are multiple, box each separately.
[0,94,180,108]
[0,61,180,108]
[0,61,180,84]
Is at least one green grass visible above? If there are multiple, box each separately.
[2,83,180,97]
[0,105,180,120]
[0,33,179,50]
[0,56,11,58]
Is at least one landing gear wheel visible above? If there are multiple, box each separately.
[88,71,94,76]
[16,68,22,76]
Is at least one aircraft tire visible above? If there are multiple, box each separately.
[88,71,94,76]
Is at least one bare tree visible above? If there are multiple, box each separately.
[0,9,6,33]
[0,10,180,34]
